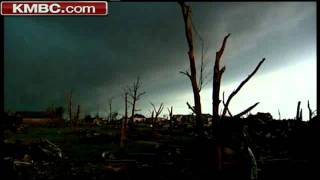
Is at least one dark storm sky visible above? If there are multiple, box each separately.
[4,2,316,119]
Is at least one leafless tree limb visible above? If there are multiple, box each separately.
[296,101,302,121]
[222,58,265,117]
[151,102,164,119]
[307,100,312,120]
[198,49,206,92]
[234,102,259,118]
[180,70,192,79]
[186,102,196,114]
[217,34,231,61]
[222,92,232,117]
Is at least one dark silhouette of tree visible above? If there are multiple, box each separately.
[66,90,73,126]
[212,34,230,123]
[167,106,173,132]
[211,37,265,172]
[84,114,92,124]
[55,106,64,119]
[150,102,164,129]
[127,76,145,128]
[107,97,114,122]
[75,104,80,126]
[296,101,302,121]
[179,2,204,135]
[307,100,316,120]
[120,91,128,147]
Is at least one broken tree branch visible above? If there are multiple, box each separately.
[307,100,312,120]
[150,102,164,119]
[222,92,233,117]
[222,58,265,117]
[198,50,205,92]
[180,70,192,79]
[186,102,196,114]
[217,34,231,61]
[234,102,259,118]
[296,101,302,121]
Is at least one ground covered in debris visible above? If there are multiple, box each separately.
[1,117,319,180]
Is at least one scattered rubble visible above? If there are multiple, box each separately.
[1,116,316,180]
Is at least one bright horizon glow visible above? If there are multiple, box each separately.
[185,58,316,120]
[95,56,316,121]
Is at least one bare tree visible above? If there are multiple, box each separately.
[75,104,80,126]
[210,33,265,173]
[214,55,265,171]
[307,100,315,121]
[150,102,164,128]
[278,108,281,120]
[107,97,114,122]
[179,2,204,135]
[127,77,146,128]
[120,91,128,147]
[66,90,73,127]
[178,3,266,172]
[167,106,173,131]
[152,103,164,119]
[148,110,155,127]
[296,101,302,121]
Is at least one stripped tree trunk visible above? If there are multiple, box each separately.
[179,2,203,135]
[212,34,230,172]
[168,106,173,133]
[296,101,302,121]
[120,92,128,147]
[212,34,230,125]
[307,100,312,120]
[151,111,155,130]
[108,98,113,123]
[66,90,73,128]
[75,104,80,127]
[125,93,128,129]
